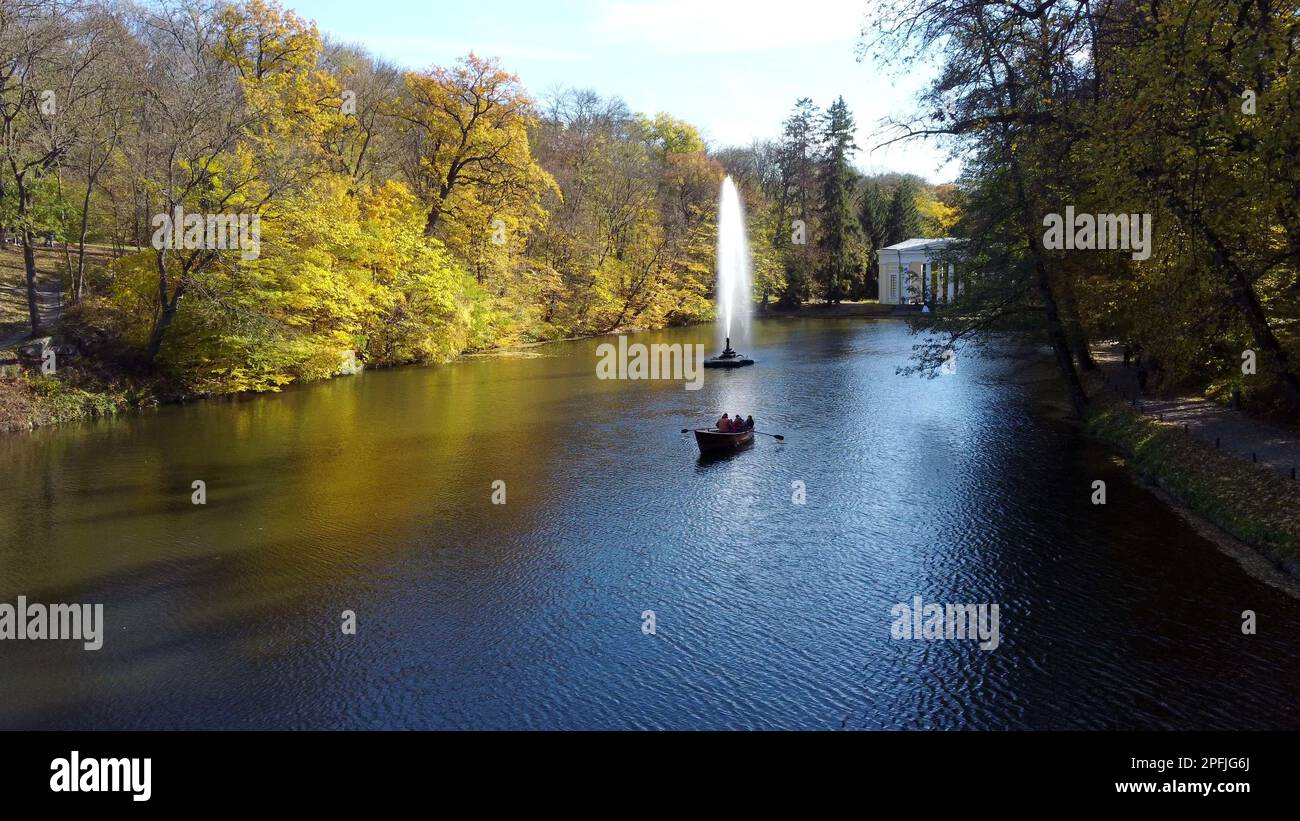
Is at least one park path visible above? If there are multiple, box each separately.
[1092,343,1300,480]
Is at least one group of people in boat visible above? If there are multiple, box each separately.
[715,413,754,433]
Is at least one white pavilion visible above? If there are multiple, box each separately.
[878,238,962,305]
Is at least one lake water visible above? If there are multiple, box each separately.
[2,318,1297,729]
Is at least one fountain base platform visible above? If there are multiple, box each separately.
[703,339,754,369]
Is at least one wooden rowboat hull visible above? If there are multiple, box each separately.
[693,428,754,453]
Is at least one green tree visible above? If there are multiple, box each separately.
[883,182,920,247]
[865,0,1093,413]
[815,97,860,303]
[856,180,890,298]
[774,98,820,307]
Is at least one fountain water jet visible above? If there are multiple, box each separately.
[704,176,755,368]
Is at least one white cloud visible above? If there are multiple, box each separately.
[595,0,864,54]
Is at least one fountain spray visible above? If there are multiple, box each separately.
[705,176,755,368]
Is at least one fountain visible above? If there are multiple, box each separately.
[704,176,755,368]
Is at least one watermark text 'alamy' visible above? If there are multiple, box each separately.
[1043,205,1151,260]
[596,335,704,391]
[151,206,260,261]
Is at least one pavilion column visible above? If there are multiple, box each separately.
[947,263,955,302]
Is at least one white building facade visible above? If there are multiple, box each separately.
[878,238,961,306]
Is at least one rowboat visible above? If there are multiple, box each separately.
[693,427,754,453]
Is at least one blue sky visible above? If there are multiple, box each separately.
[289,0,960,183]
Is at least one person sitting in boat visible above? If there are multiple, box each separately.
[744,415,755,430]
[716,413,732,432]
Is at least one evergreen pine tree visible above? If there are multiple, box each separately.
[857,180,888,297]
[884,182,921,246]
[816,96,861,303]
[774,98,820,307]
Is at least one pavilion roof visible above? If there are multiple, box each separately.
[880,237,960,252]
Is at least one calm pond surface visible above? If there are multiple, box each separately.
[2,318,1298,729]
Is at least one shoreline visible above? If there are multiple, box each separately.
[1147,481,1300,599]
[0,321,685,435]
[1080,377,1300,594]
[1,304,902,435]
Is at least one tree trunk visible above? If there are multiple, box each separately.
[1059,279,1097,370]
[1011,160,1089,416]
[73,152,101,302]
[22,233,41,336]
[1031,251,1090,415]
[144,298,180,363]
[1167,194,1300,413]
[423,179,454,237]
[18,185,42,335]
[1223,264,1300,411]
[423,205,441,237]
[145,248,183,364]
[74,210,90,302]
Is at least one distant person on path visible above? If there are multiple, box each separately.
[716,413,731,432]
[1122,345,1131,368]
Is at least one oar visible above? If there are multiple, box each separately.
[680,427,784,441]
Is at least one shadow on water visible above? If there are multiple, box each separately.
[694,445,755,468]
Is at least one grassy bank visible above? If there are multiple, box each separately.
[760,300,896,319]
[1086,402,1300,573]
[0,307,710,434]
[0,363,156,433]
